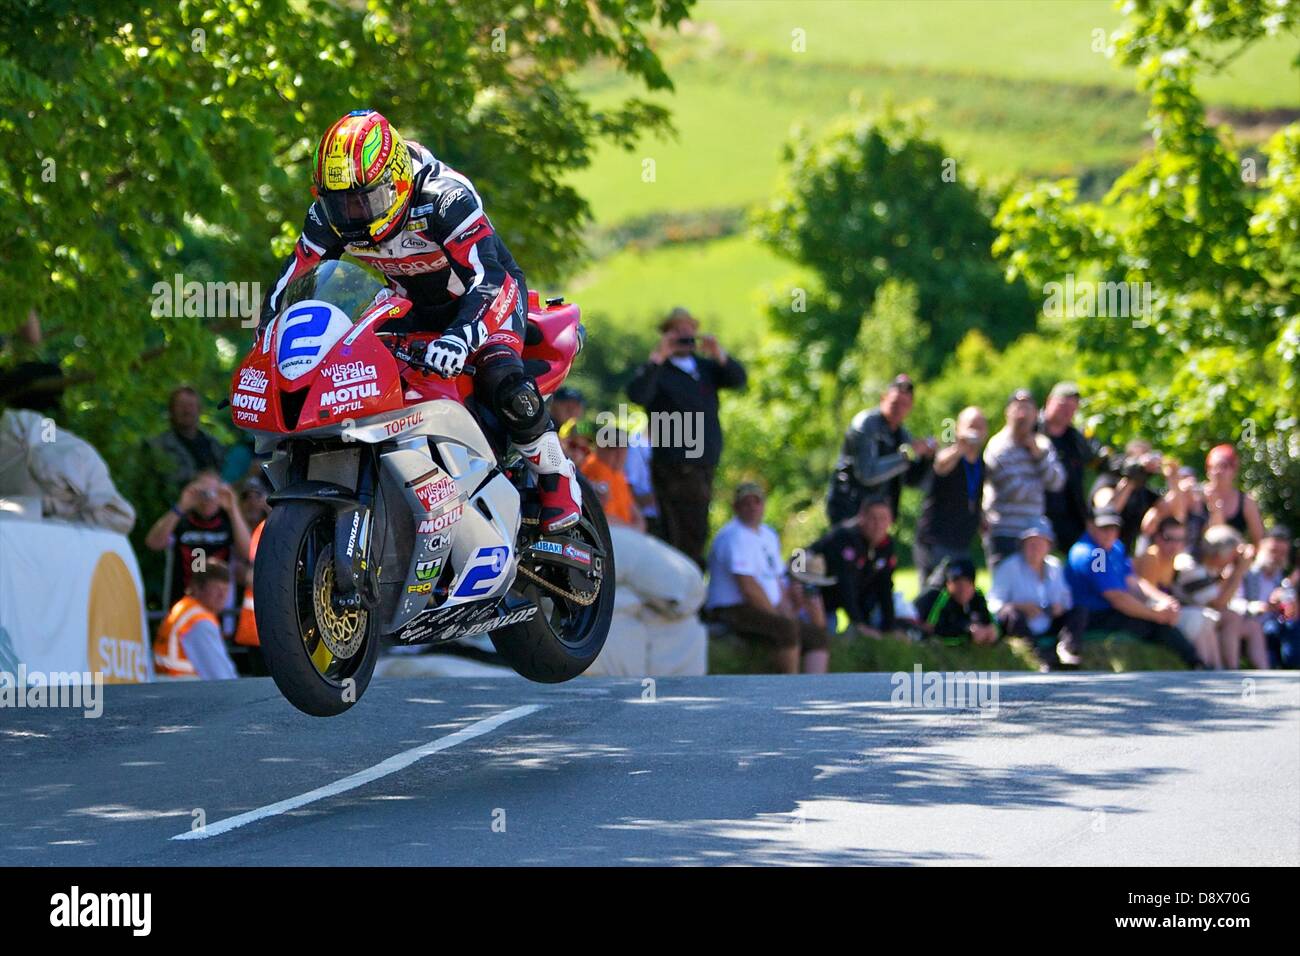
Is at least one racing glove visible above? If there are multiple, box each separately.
[425,334,471,379]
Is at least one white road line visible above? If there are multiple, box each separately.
[171,704,544,841]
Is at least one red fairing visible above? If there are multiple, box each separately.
[298,331,405,427]
[524,300,583,397]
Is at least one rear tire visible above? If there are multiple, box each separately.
[254,500,379,716]
[491,474,614,682]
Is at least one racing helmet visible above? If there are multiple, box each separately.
[312,110,414,245]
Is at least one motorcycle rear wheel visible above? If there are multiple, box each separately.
[491,474,615,682]
[254,500,379,716]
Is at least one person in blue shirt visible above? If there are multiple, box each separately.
[1065,508,1200,666]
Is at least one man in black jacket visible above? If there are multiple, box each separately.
[627,308,747,567]
[827,374,934,523]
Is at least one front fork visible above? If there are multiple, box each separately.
[331,451,377,612]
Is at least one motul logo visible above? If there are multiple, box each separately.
[231,392,267,412]
[321,382,379,405]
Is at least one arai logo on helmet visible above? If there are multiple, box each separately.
[275,301,354,382]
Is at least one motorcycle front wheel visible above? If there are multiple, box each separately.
[254,500,378,716]
[491,474,615,682]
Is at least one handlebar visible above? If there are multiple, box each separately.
[381,333,475,377]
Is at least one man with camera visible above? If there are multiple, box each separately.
[627,307,747,567]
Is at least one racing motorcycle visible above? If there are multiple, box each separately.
[230,260,613,716]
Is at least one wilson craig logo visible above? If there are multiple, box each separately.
[50,886,151,936]
[238,368,268,394]
[322,360,377,387]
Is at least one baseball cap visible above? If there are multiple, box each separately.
[1049,381,1081,400]
[887,373,915,395]
[733,481,765,504]
[1092,508,1122,529]
[1019,518,1056,543]
[944,558,977,583]
[1007,387,1035,406]
[552,386,585,404]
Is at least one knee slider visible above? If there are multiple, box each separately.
[496,373,545,432]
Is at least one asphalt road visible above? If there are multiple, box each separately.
[2,671,1297,866]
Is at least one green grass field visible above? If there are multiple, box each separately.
[565,0,1297,353]
[691,0,1298,107]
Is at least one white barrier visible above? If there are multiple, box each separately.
[0,515,152,684]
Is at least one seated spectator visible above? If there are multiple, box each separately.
[1132,516,1222,667]
[153,560,238,680]
[1065,508,1200,667]
[1233,527,1298,668]
[808,498,899,638]
[548,386,586,430]
[914,405,987,587]
[988,518,1085,669]
[149,386,226,492]
[579,427,645,533]
[787,552,834,634]
[704,482,829,674]
[144,470,251,612]
[624,427,659,538]
[1140,462,1208,550]
[982,388,1065,570]
[914,559,997,646]
[1176,525,1267,669]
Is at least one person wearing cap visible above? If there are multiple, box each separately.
[704,482,830,674]
[1040,381,1107,552]
[914,405,988,587]
[627,307,747,568]
[982,388,1065,571]
[548,386,586,430]
[807,498,899,637]
[826,373,934,525]
[1064,508,1200,666]
[988,518,1085,669]
[913,558,997,645]
[1233,526,1298,668]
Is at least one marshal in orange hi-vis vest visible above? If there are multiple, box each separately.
[234,520,264,647]
[153,596,219,678]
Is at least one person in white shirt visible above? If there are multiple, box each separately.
[988,518,1086,670]
[705,482,829,674]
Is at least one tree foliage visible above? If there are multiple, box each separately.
[756,108,1038,377]
[993,0,1299,525]
[0,0,692,566]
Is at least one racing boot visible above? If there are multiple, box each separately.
[514,430,582,533]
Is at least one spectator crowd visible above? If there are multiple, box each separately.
[589,332,1299,675]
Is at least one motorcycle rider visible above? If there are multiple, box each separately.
[258,110,581,532]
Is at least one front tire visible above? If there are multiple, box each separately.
[254,500,379,716]
[491,473,614,682]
